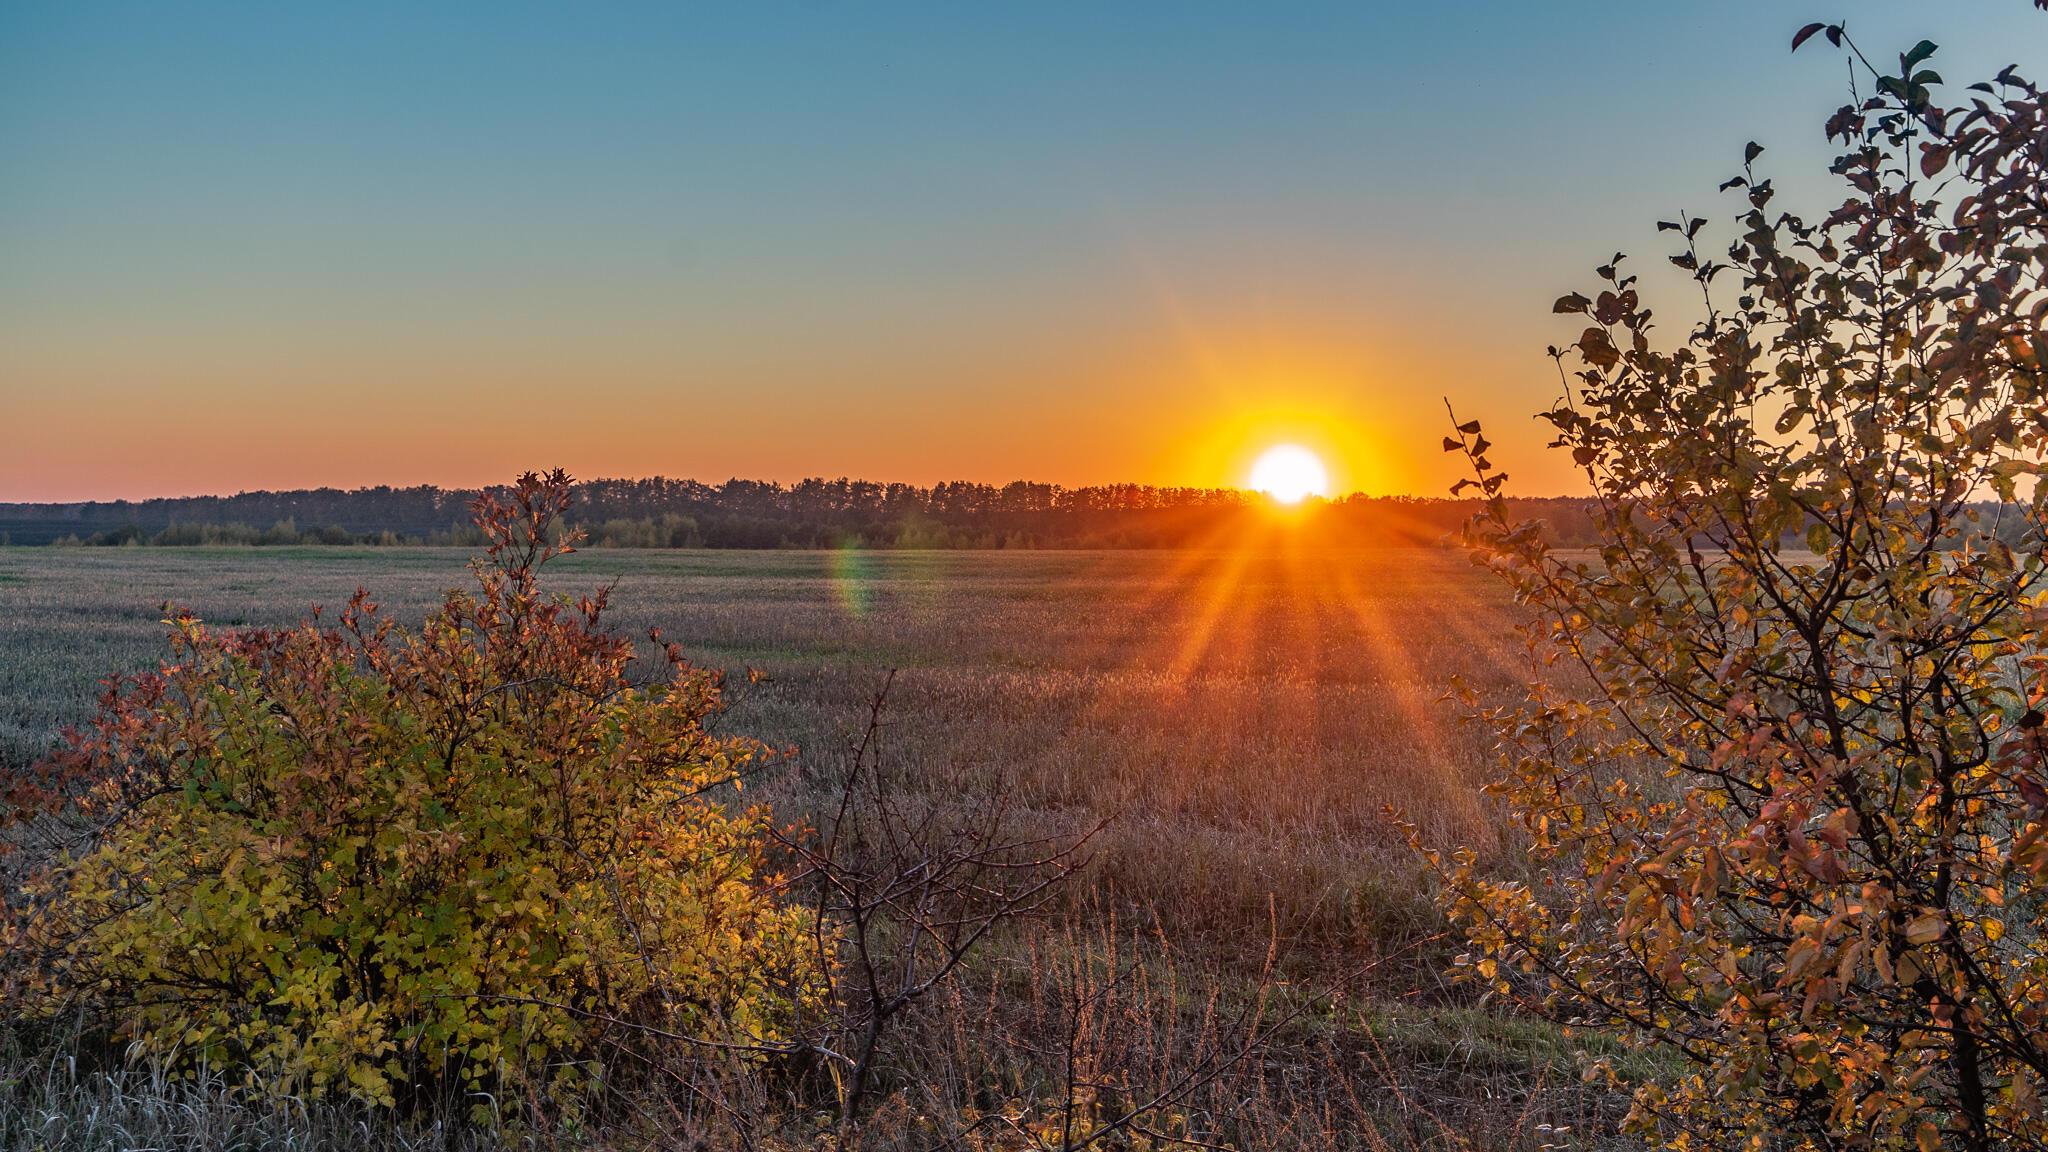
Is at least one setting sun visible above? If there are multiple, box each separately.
[1246,444,1330,504]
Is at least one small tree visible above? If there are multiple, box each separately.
[1428,22,2048,1152]
[0,471,818,1112]
[771,676,1105,1142]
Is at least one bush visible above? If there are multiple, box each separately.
[1427,24,2048,1152]
[0,471,818,1111]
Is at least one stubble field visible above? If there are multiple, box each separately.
[0,542,1621,1148]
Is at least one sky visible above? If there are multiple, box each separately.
[3,2,2044,502]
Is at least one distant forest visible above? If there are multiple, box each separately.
[0,477,1607,549]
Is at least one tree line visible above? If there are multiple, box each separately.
[0,476,1612,548]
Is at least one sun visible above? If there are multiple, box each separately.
[1246,444,1330,504]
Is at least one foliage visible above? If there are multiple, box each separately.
[1428,21,2048,1152]
[0,471,818,1110]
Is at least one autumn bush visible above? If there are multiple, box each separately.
[1427,18,2048,1152]
[0,471,818,1113]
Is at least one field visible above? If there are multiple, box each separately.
[0,543,1619,1149]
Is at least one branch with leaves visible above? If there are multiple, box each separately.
[1421,17,2048,1152]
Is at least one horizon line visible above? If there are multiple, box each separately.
[0,473,1595,507]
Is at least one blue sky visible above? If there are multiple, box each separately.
[3,2,2043,499]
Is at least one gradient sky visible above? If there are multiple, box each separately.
[4,2,2043,501]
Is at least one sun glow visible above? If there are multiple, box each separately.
[1246,444,1330,504]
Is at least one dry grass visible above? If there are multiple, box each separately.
[0,543,1632,1148]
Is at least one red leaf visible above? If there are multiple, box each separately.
[2020,775,2048,811]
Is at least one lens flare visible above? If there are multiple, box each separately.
[1246,445,1329,504]
[829,543,874,617]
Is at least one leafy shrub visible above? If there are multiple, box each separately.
[1428,24,2048,1152]
[1,471,818,1110]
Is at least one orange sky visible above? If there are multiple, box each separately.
[6,4,2033,503]
[1,295,1564,501]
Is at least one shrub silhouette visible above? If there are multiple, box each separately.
[1,470,816,1110]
